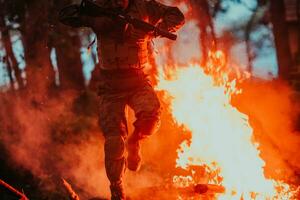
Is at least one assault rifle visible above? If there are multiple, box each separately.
[78,0,177,40]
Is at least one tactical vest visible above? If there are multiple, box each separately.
[97,0,150,70]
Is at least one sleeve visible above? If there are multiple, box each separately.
[58,4,92,28]
[58,3,113,31]
[145,0,185,33]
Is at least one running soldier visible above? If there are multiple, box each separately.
[59,0,184,199]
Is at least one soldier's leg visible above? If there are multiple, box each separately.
[127,84,161,171]
[98,94,128,200]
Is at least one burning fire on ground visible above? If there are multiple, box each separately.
[156,51,298,199]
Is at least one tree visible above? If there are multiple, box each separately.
[297,0,300,66]
[49,0,85,90]
[190,0,217,67]
[270,0,293,78]
[0,0,24,89]
[244,0,268,72]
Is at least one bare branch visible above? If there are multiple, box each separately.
[62,178,80,200]
[0,179,29,200]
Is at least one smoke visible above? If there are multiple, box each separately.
[57,134,110,198]
[0,85,183,200]
[0,87,110,198]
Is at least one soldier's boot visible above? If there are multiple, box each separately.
[104,136,127,199]
[110,181,126,200]
[127,135,142,171]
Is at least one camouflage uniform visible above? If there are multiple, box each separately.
[59,0,184,199]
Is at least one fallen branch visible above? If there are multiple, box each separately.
[194,183,225,194]
[0,178,29,200]
[175,183,225,195]
[132,183,225,198]
[62,178,80,200]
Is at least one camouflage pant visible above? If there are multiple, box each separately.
[98,70,161,184]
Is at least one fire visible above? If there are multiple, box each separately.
[156,57,294,199]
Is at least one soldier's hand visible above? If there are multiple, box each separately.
[59,5,82,27]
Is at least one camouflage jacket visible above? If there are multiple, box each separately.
[60,0,185,70]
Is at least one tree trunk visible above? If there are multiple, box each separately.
[270,0,293,78]
[245,9,257,73]
[245,0,268,72]
[0,5,23,89]
[49,0,85,91]
[0,27,14,88]
[190,0,217,67]
[297,0,300,67]
[21,0,55,92]
[54,29,85,90]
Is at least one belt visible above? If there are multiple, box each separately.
[98,68,149,94]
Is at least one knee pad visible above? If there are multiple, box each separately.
[105,136,125,160]
[134,117,161,139]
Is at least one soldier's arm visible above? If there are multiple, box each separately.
[58,4,113,31]
[146,0,185,33]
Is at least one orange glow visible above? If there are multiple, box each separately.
[156,52,295,199]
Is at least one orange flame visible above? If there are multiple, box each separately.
[156,54,295,199]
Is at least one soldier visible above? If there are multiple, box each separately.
[59,0,184,199]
